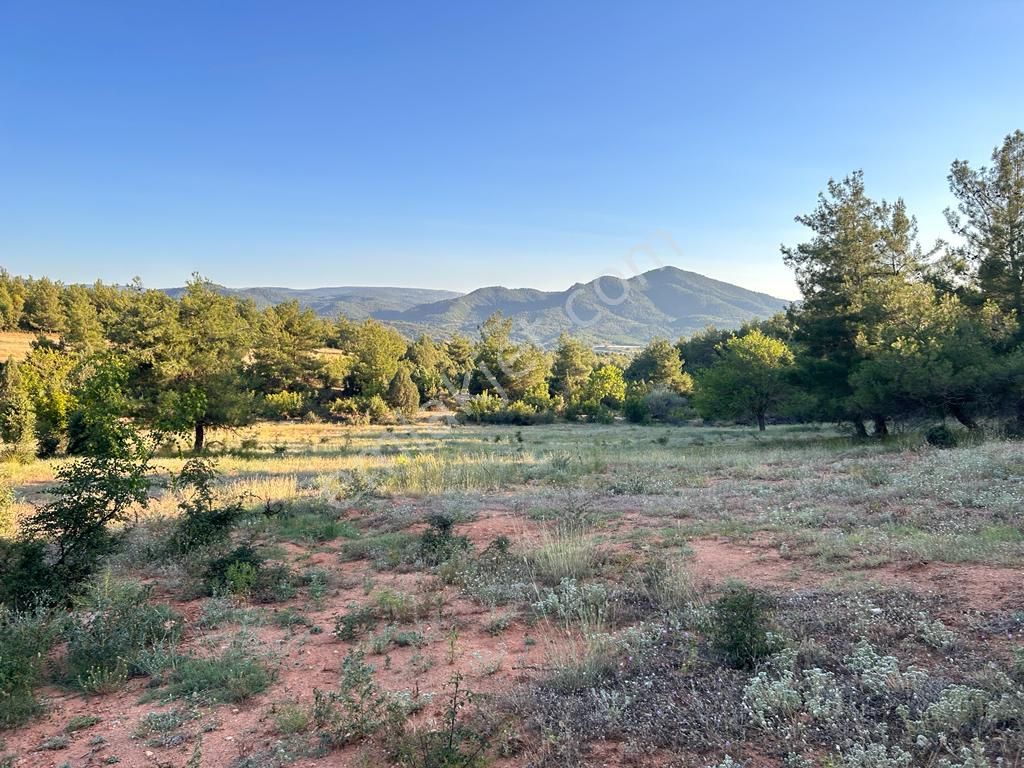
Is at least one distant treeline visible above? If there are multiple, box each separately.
[2,129,1024,453]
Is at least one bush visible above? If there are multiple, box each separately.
[419,514,470,566]
[263,391,307,420]
[63,577,182,693]
[365,395,392,425]
[0,608,58,728]
[168,458,242,554]
[203,545,265,596]
[925,424,959,448]
[162,641,274,703]
[312,649,398,748]
[0,538,63,611]
[709,583,780,670]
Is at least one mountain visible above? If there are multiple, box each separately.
[165,267,790,346]
[161,285,461,320]
[377,267,790,346]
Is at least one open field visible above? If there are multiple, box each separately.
[3,421,1024,767]
[0,332,42,363]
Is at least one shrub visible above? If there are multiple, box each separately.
[203,545,264,595]
[312,649,398,748]
[0,538,61,610]
[0,608,58,728]
[365,395,392,425]
[926,424,959,448]
[63,576,182,693]
[419,514,470,566]
[17,439,152,601]
[162,641,274,703]
[263,391,307,420]
[709,583,780,669]
[168,458,242,554]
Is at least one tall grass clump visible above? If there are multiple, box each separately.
[529,524,598,585]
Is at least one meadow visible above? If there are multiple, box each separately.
[2,420,1023,767]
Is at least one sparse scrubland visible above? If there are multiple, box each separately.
[3,130,1024,766]
[2,420,1023,767]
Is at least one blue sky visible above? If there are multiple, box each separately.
[1,1,1022,299]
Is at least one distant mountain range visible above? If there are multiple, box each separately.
[165,266,790,346]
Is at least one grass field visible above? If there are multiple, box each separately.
[2,420,1024,767]
[0,330,42,362]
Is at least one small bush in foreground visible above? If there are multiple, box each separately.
[710,583,781,669]
[63,576,182,693]
[0,608,58,729]
[162,642,274,703]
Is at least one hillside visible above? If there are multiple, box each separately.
[163,267,790,346]
[162,285,462,320]
[378,266,790,345]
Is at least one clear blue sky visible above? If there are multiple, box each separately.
[2,1,1022,299]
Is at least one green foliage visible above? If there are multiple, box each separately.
[203,545,264,596]
[419,514,471,566]
[0,361,35,453]
[926,424,960,448]
[709,583,780,670]
[16,435,152,602]
[624,338,692,394]
[63,576,182,693]
[337,318,409,398]
[312,649,397,747]
[161,641,274,703]
[387,365,421,416]
[66,353,135,457]
[694,330,796,430]
[0,607,58,728]
[168,457,242,554]
[262,390,307,420]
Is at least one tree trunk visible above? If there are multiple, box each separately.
[194,421,205,453]
[872,415,888,438]
[854,420,868,438]
[756,412,766,431]
[949,403,979,431]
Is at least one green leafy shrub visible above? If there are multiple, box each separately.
[419,514,470,566]
[709,583,781,670]
[926,424,959,448]
[263,391,307,420]
[312,649,398,747]
[63,577,182,693]
[203,545,264,595]
[0,608,58,728]
[168,458,242,554]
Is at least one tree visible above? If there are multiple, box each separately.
[849,281,1020,429]
[624,338,692,394]
[551,333,596,405]
[19,346,78,456]
[443,334,476,393]
[405,335,448,401]
[66,353,135,457]
[947,130,1024,327]
[61,285,104,355]
[151,277,255,452]
[781,172,923,435]
[580,363,626,410]
[0,361,35,451]
[386,365,420,417]
[21,277,66,334]
[338,319,408,398]
[19,430,152,597]
[694,330,796,431]
[248,301,327,396]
